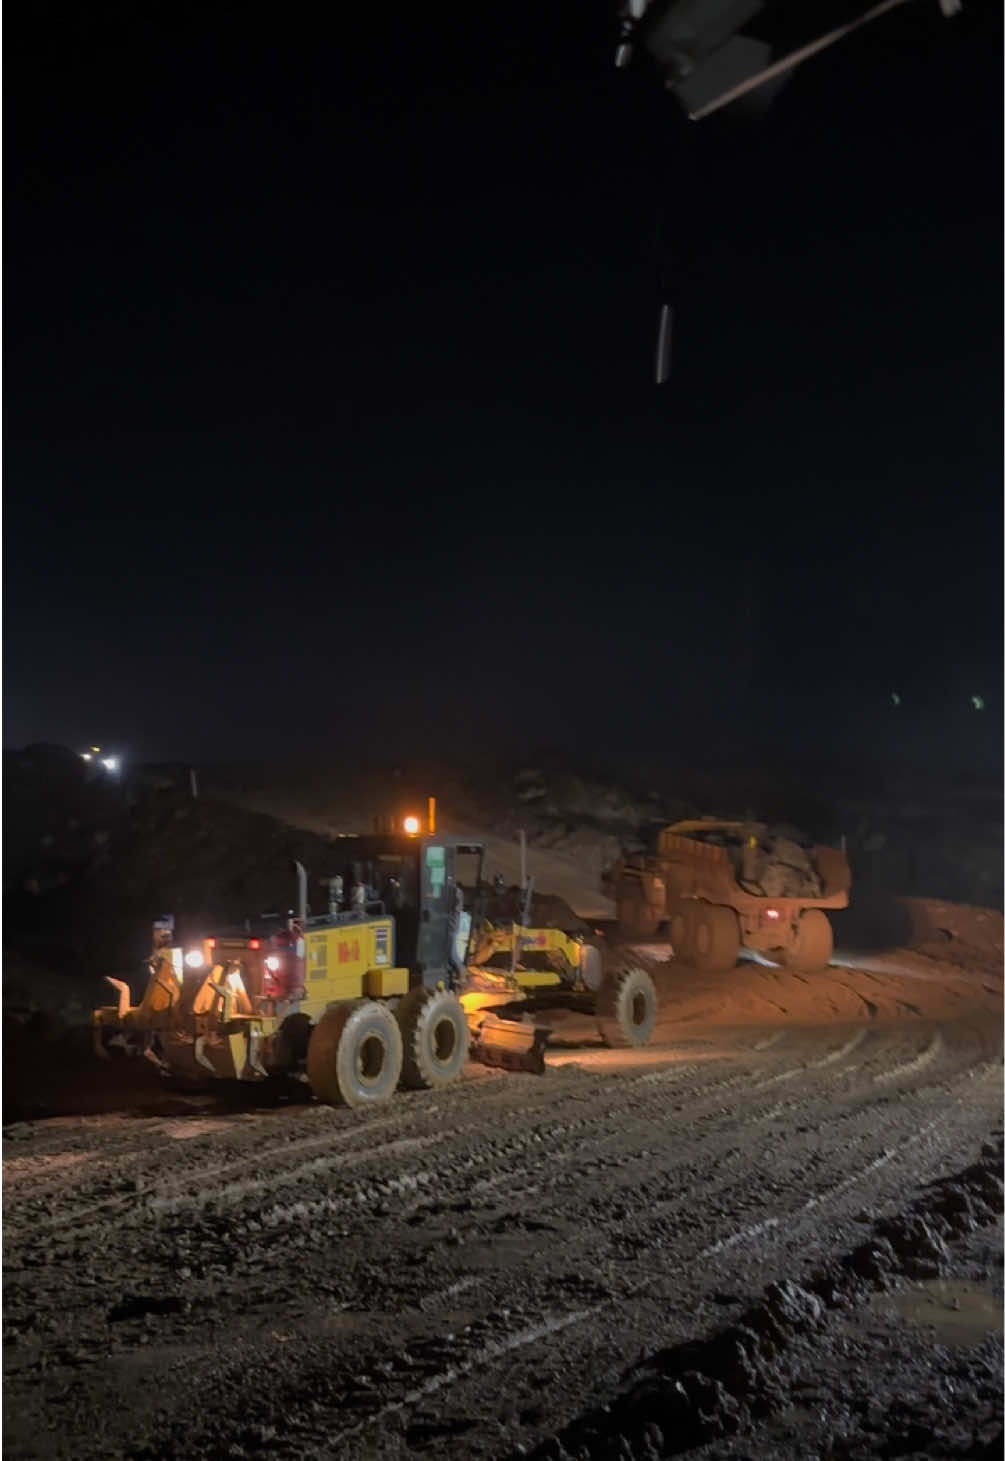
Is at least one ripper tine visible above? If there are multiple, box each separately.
[105,977,132,1021]
[247,1031,268,1078]
[193,1036,216,1073]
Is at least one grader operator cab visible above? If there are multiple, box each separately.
[93,833,659,1107]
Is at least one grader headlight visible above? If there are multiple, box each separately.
[184,949,206,969]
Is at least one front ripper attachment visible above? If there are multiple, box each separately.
[470,1013,551,1075]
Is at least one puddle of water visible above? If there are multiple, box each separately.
[885,1280,1003,1346]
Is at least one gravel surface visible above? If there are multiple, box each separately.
[3,945,1002,1460]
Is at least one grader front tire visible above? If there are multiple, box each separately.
[396,987,470,1091]
[306,1000,403,1108]
[597,966,657,1049]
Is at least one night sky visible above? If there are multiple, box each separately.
[6,2,1002,774]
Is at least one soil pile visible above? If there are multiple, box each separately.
[5,749,359,984]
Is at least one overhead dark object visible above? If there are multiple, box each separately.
[654,303,673,384]
[615,0,962,120]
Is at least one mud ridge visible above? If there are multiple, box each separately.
[522,1137,1004,1460]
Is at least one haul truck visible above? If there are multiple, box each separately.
[610,820,851,972]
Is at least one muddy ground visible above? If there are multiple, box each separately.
[3,922,1003,1461]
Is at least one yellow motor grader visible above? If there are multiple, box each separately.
[93,833,657,1107]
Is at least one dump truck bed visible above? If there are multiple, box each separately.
[655,825,851,914]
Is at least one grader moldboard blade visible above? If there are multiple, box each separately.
[470,1012,551,1075]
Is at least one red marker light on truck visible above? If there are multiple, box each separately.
[249,939,260,950]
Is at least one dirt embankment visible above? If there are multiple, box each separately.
[4,749,394,992]
[7,748,1002,973]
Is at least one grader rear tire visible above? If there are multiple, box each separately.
[782,909,833,972]
[692,904,741,973]
[306,1000,403,1108]
[396,987,470,1090]
[273,1012,312,1073]
[597,965,657,1049]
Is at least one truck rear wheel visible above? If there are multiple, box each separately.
[692,904,740,973]
[306,1000,403,1108]
[782,909,833,972]
[669,903,696,961]
[597,965,657,1048]
[617,893,660,940]
[397,987,470,1090]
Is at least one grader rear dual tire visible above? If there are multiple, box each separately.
[396,986,470,1091]
[306,1000,403,1108]
[597,965,657,1049]
[273,1012,312,1073]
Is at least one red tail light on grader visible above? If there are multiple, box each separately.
[93,832,658,1107]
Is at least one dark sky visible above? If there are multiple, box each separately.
[5,1,1002,773]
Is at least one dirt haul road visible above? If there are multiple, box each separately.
[3,943,1003,1461]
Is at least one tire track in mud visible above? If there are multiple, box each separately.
[749,1027,873,1089]
[2,1075,594,1236]
[5,1025,995,1303]
[140,1026,998,1308]
[23,1021,988,1256]
[7,1011,983,1223]
[292,1062,1002,1455]
[872,1028,944,1083]
[696,1113,951,1259]
[4,1009,1001,1461]
[447,1047,1002,1281]
[158,1033,889,1232]
[415,1068,1000,1423]
[331,1306,603,1449]
[3,1042,809,1239]
[379,1036,1001,1317]
[149,1131,453,1215]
